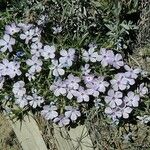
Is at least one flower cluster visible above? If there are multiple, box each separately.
[0,22,149,127]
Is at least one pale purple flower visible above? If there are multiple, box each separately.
[105,89,123,108]
[65,106,81,121]
[30,42,43,57]
[97,48,115,67]
[28,93,44,108]
[50,79,66,96]
[41,45,55,59]
[82,47,99,62]
[5,23,20,35]
[53,115,70,127]
[138,83,148,97]
[18,23,33,31]
[12,81,26,98]
[110,73,128,91]
[59,48,75,67]
[81,64,91,75]
[83,75,94,84]
[66,74,81,90]
[86,77,109,96]
[20,29,35,44]
[112,54,124,69]
[50,60,65,77]
[124,65,141,79]
[65,85,77,99]
[73,86,90,102]
[15,95,28,108]
[0,34,15,52]
[41,105,58,120]
[125,91,140,107]
[0,59,21,78]
[25,69,36,81]
[26,55,43,73]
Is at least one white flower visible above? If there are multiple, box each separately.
[5,23,20,35]
[41,45,55,59]
[0,59,21,78]
[0,34,15,52]
[82,47,98,62]
[124,65,141,79]
[138,83,148,97]
[41,105,58,120]
[15,95,28,108]
[26,55,43,73]
[125,91,140,107]
[25,69,36,81]
[83,75,94,84]
[53,115,70,127]
[12,81,26,98]
[105,89,123,108]
[30,42,43,57]
[18,23,33,31]
[50,79,66,96]
[20,29,35,44]
[73,86,90,102]
[65,106,81,121]
[110,73,128,91]
[28,93,44,108]
[59,48,75,67]
[112,54,124,69]
[52,26,62,34]
[97,48,115,67]
[81,64,91,75]
[65,74,81,90]
[86,77,109,97]
[50,60,65,77]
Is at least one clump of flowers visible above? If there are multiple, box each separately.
[0,22,149,127]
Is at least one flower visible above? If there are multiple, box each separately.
[25,70,36,81]
[28,93,44,108]
[65,106,81,121]
[26,55,43,73]
[0,34,15,52]
[97,48,115,67]
[94,99,104,109]
[110,73,128,91]
[52,26,62,34]
[5,23,20,35]
[73,86,90,102]
[20,29,35,44]
[41,45,55,59]
[124,65,141,79]
[15,95,28,108]
[53,115,70,127]
[112,54,124,69]
[83,74,94,84]
[105,89,123,108]
[50,79,66,96]
[81,64,91,75]
[12,81,26,98]
[124,91,140,107]
[0,59,21,78]
[30,42,43,57]
[65,74,81,90]
[138,83,148,97]
[82,47,99,62]
[59,48,75,67]
[86,77,109,97]
[50,60,65,77]
[41,105,58,120]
